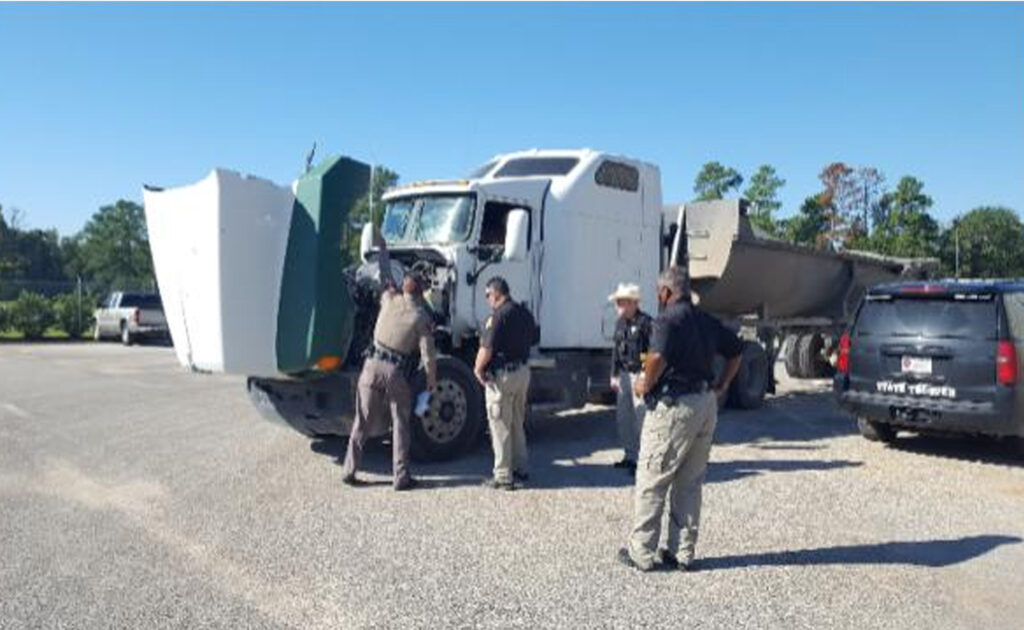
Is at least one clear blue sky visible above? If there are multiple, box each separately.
[1,2,1022,236]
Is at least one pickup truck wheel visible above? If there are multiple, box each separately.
[409,357,484,462]
[857,417,897,443]
[729,341,768,410]
[120,322,134,346]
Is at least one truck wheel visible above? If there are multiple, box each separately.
[410,357,484,462]
[783,334,802,378]
[729,341,769,410]
[120,322,134,346]
[857,417,897,443]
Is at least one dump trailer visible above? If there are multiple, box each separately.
[666,199,935,407]
[145,148,933,462]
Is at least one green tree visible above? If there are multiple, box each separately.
[743,164,785,235]
[8,291,55,339]
[693,162,743,201]
[781,195,830,248]
[939,206,1024,278]
[52,292,96,338]
[344,166,399,264]
[871,176,939,258]
[76,200,153,290]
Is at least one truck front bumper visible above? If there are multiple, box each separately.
[247,372,357,437]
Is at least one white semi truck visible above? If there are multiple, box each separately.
[226,149,931,461]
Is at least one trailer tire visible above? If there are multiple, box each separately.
[783,334,802,378]
[729,341,769,410]
[797,333,825,379]
[409,356,484,462]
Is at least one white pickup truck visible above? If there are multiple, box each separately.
[93,292,169,345]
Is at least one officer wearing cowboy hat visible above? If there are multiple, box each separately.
[608,282,653,474]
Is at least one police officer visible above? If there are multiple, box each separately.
[341,229,437,491]
[617,266,742,571]
[474,276,537,491]
[608,282,653,474]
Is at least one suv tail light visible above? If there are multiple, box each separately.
[997,340,1017,386]
[837,332,851,374]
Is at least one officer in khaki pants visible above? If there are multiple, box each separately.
[618,266,742,571]
[474,276,538,491]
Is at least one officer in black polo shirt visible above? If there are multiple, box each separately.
[617,266,743,572]
[474,276,537,490]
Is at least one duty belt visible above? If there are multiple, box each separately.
[645,381,709,410]
[490,361,525,376]
[368,343,417,371]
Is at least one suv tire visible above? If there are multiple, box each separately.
[857,416,897,443]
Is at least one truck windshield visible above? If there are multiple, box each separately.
[381,195,476,245]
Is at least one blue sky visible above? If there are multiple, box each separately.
[1,2,1022,236]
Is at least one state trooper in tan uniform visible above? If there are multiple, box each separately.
[342,228,437,491]
[474,276,537,491]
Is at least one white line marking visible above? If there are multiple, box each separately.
[1,403,31,419]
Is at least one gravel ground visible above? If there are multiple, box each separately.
[2,343,1023,630]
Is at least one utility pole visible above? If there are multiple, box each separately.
[955,228,960,279]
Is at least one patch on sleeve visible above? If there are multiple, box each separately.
[485,316,493,330]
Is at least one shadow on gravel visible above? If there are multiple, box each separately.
[700,535,1022,570]
[884,434,1024,468]
[706,459,863,483]
[714,390,858,446]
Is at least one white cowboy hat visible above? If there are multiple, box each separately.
[608,282,642,303]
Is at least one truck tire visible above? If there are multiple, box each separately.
[409,356,484,462]
[857,416,898,443]
[783,334,802,378]
[729,341,769,410]
[120,322,134,346]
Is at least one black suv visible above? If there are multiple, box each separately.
[835,280,1024,443]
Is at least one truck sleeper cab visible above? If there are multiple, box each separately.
[834,280,1024,443]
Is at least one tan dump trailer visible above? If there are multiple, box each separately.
[664,200,936,408]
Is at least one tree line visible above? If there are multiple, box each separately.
[693,161,1024,277]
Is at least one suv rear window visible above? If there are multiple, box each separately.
[855,295,997,339]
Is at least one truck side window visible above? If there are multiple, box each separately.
[595,161,639,192]
[480,202,531,248]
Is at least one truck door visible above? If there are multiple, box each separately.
[473,200,536,328]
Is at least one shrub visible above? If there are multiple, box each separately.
[0,302,8,334]
[52,293,96,338]
[8,291,56,339]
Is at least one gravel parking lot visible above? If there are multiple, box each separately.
[2,343,1023,629]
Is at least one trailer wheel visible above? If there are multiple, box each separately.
[410,356,484,462]
[729,341,769,410]
[797,333,828,379]
[783,334,802,378]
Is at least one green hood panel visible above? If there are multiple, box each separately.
[275,156,370,375]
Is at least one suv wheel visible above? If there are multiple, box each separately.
[857,416,897,443]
